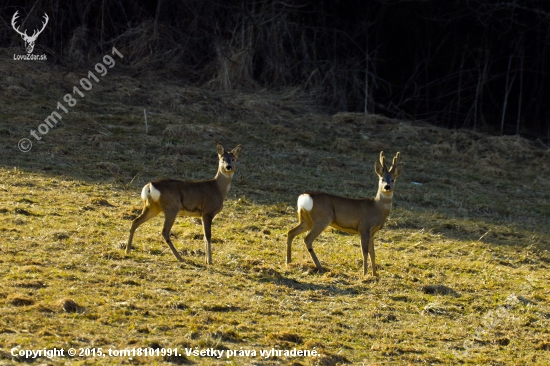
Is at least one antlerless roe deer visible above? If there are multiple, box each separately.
[286,151,403,276]
[126,142,242,264]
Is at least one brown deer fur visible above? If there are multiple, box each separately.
[126,142,242,264]
[286,151,403,276]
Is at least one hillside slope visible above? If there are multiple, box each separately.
[1,52,549,365]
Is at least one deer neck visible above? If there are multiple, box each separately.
[374,189,393,218]
[214,170,234,198]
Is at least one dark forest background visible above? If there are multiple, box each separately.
[2,0,549,141]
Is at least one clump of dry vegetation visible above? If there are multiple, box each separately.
[1,55,549,366]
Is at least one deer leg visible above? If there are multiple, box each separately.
[303,221,329,273]
[161,209,183,262]
[127,205,161,253]
[360,232,370,276]
[286,212,312,265]
[368,233,377,277]
[202,214,213,265]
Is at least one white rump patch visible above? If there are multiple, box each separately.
[140,184,149,200]
[297,194,313,212]
[141,183,161,201]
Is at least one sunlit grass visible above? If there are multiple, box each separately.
[1,61,549,365]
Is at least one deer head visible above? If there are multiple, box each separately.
[11,11,49,54]
[216,142,242,176]
[375,151,403,196]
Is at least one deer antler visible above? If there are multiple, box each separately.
[389,152,401,173]
[11,11,28,38]
[11,12,48,41]
[29,13,48,40]
[379,151,386,171]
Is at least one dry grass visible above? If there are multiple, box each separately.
[0,59,549,365]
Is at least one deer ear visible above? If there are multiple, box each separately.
[393,163,403,180]
[231,144,242,160]
[374,160,385,177]
[216,142,225,157]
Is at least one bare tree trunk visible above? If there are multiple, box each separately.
[473,72,481,131]
[472,44,488,131]
[516,45,524,135]
[501,54,516,135]
[364,38,369,115]
[456,48,466,129]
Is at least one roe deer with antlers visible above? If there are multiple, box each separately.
[286,151,403,276]
[127,142,242,264]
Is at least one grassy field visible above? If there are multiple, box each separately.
[1,51,549,365]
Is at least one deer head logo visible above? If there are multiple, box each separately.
[11,11,49,54]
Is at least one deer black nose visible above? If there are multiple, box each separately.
[384,184,391,191]
[226,164,232,170]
